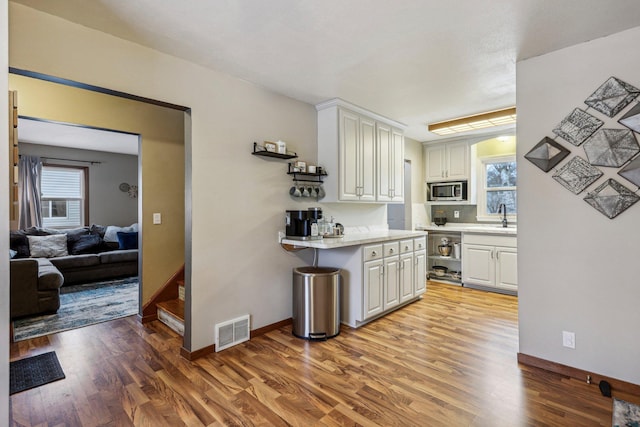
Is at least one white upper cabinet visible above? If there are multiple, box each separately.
[338,109,376,201]
[425,140,469,182]
[376,123,404,202]
[317,99,406,203]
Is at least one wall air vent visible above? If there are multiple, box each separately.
[215,314,250,352]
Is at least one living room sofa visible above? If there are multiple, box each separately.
[10,258,64,319]
[10,224,139,319]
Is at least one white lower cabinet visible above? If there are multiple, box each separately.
[399,253,414,303]
[462,234,517,293]
[414,249,427,294]
[383,255,400,310]
[363,259,384,318]
[320,235,428,328]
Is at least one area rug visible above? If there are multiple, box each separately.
[10,351,65,395]
[613,398,640,427]
[13,277,139,341]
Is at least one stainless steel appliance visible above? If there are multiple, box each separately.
[285,208,323,240]
[428,181,468,201]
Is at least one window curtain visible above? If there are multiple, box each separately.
[18,155,43,229]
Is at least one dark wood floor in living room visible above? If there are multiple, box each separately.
[10,281,616,426]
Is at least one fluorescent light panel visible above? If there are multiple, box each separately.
[428,107,516,136]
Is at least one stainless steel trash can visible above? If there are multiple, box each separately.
[292,266,340,340]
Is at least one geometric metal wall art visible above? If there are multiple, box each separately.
[582,129,640,167]
[618,155,640,187]
[584,77,640,117]
[553,108,603,146]
[552,156,603,194]
[583,178,640,219]
[618,103,640,133]
[524,137,571,172]
[529,76,640,220]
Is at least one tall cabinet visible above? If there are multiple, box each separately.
[317,99,405,203]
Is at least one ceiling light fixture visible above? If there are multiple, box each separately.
[428,107,517,136]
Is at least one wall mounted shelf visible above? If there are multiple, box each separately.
[251,142,297,159]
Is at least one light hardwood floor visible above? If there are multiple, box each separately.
[10,282,618,426]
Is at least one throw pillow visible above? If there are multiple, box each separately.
[27,234,69,258]
[104,225,133,242]
[63,227,91,252]
[116,231,138,250]
[70,234,103,254]
[89,224,106,238]
[9,230,29,258]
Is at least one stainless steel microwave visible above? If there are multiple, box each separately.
[428,181,468,201]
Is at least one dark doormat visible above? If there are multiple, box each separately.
[10,351,65,395]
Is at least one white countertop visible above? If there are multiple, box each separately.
[417,223,517,235]
[281,229,427,249]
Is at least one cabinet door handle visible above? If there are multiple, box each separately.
[389,248,394,253]
[490,250,494,259]
[496,251,500,260]
[405,246,410,250]
[371,251,377,257]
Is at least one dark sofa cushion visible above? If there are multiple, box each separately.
[89,224,107,238]
[9,230,29,258]
[63,227,90,251]
[99,250,138,264]
[70,234,102,255]
[117,231,138,250]
[49,254,100,270]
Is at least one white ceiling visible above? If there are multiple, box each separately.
[11,0,640,141]
[18,118,139,155]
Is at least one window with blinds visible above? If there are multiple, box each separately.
[41,166,86,228]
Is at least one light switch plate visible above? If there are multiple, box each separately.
[562,331,575,349]
[153,213,162,224]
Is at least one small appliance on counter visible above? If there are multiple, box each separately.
[438,237,452,257]
[285,208,323,240]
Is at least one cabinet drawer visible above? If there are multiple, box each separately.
[400,239,414,253]
[363,244,383,261]
[383,242,400,257]
[413,237,426,251]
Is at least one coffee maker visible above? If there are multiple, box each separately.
[286,208,322,240]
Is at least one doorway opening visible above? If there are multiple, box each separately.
[8,69,190,346]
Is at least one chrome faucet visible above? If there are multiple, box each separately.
[498,204,508,228]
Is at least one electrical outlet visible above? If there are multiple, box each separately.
[454,210,460,218]
[562,331,575,349]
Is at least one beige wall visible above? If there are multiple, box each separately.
[9,73,185,303]
[518,26,640,384]
[475,135,516,158]
[1,0,10,421]
[8,3,318,351]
